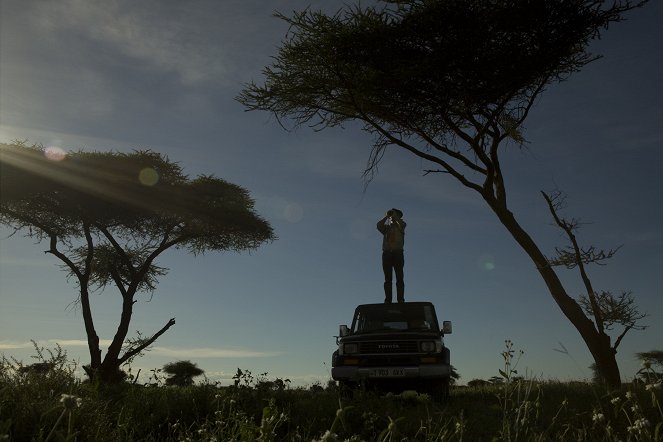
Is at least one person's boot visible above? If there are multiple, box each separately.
[383,282,392,303]
[396,281,405,303]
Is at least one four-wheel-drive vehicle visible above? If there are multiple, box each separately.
[332,301,452,400]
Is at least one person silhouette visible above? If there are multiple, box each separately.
[377,208,406,303]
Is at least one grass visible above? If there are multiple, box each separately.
[1,345,661,441]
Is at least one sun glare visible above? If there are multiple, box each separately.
[44,146,67,161]
[139,167,159,186]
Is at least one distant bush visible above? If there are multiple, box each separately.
[163,360,205,386]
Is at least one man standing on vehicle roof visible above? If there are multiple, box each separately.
[377,208,406,303]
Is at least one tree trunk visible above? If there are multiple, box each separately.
[79,284,102,372]
[488,202,622,388]
[97,291,136,383]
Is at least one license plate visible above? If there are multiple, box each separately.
[369,368,405,378]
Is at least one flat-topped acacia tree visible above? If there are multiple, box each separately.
[0,142,274,383]
[237,0,649,388]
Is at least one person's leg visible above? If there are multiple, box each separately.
[394,252,405,302]
[382,251,393,303]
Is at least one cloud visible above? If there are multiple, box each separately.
[31,0,230,86]
[0,340,280,358]
[0,339,112,350]
[0,341,30,350]
[150,346,282,359]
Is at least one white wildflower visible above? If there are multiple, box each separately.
[628,418,650,434]
[610,397,621,405]
[646,383,661,391]
[592,412,605,423]
[634,418,649,429]
[59,394,82,410]
[314,430,339,442]
[625,391,634,399]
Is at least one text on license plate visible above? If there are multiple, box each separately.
[369,368,405,377]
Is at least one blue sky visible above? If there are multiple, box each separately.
[1,0,662,386]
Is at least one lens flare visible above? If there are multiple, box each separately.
[44,146,67,161]
[478,253,496,271]
[139,167,159,186]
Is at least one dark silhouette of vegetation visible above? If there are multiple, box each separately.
[543,190,646,385]
[449,365,460,385]
[635,350,663,384]
[0,141,274,383]
[163,360,205,386]
[238,0,649,389]
[467,379,490,388]
[1,343,661,440]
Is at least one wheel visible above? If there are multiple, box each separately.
[338,380,355,400]
[430,378,450,402]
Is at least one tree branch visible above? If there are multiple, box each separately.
[118,318,176,365]
[612,324,632,352]
[96,224,136,279]
[543,191,605,334]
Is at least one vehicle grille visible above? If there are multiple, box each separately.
[359,341,419,354]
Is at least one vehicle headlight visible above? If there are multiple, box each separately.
[420,341,436,352]
[343,343,359,355]
[420,341,442,353]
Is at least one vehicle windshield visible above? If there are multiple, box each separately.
[351,303,439,333]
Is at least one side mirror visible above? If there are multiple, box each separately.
[442,321,452,335]
[339,325,349,337]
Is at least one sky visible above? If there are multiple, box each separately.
[1,0,662,387]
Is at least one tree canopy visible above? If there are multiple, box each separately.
[0,141,274,382]
[1,142,273,255]
[239,0,646,184]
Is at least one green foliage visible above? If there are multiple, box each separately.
[0,141,274,259]
[2,343,662,441]
[239,0,647,177]
[636,351,663,385]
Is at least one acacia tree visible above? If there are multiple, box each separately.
[0,142,274,383]
[163,360,205,386]
[238,0,648,388]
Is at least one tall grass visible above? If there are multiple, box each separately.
[1,342,661,441]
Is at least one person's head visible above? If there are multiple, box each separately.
[389,208,403,219]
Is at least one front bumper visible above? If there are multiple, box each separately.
[332,363,450,381]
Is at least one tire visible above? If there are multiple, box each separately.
[338,380,355,400]
[430,378,450,402]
